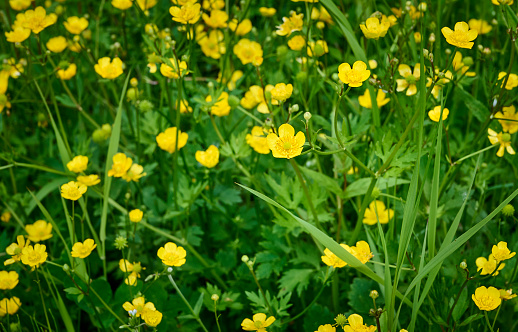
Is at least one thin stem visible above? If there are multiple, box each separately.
[167,274,209,332]
[36,271,52,331]
[214,299,222,332]
[289,159,321,229]
[454,145,496,165]
[484,311,495,332]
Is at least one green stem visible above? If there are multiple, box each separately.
[484,311,495,332]
[289,159,321,229]
[454,145,497,165]
[36,271,52,331]
[214,299,222,332]
[167,274,209,332]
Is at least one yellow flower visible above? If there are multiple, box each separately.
[259,7,276,17]
[143,309,163,327]
[352,241,374,264]
[363,200,394,225]
[198,30,226,59]
[57,64,77,80]
[169,3,201,24]
[452,52,476,77]
[344,314,377,332]
[428,106,449,122]
[135,0,157,10]
[307,40,328,57]
[202,0,224,10]
[16,6,57,34]
[287,35,306,51]
[229,18,252,36]
[241,313,276,331]
[122,297,156,317]
[472,286,501,311]
[492,0,514,5]
[129,209,144,223]
[396,63,421,95]
[276,12,304,37]
[1,212,11,223]
[476,255,505,275]
[441,22,478,49]
[498,72,518,90]
[271,83,293,102]
[77,174,101,186]
[195,145,220,168]
[246,126,271,154]
[157,242,187,266]
[202,9,228,28]
[414,32,422,43]
[0,271,19,290]
[315,324,336,332]
[122,163,147,182]
[5,235,28,266]
[95,57,123,79]
[0,297,21,317]
[241,85,273,114]
[9,0,31,11]
[220,70,243,91]
[321,244,353,268]
[64,16,89,35]
[108,153,133,177]
[71,239,97,258]
[488,128,515,157]
[338,61,371,88]
[25,220,53,242]
[156,127,189,153]
[21,244,48,269]
[500,289,517,300]
[233,39,263,66]
[46,36,67,53]
[112,0,133,10]
[492,241,516,262]
[120,259,145,277]
[266,123,305,159]
[468,19,492,35]
[360,17,391,39]
[160,59,188,79]
[358,89,390,109]
[61,181,87,201]
[206,92,231,117]
[67,155,88,173]
[5,26,31,43]
[495,105,518,134]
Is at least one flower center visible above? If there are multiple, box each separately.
[283,141,292,150]
[501,133,511,142]
[406,75,417,84]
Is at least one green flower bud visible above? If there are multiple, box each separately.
[371,187,381,199]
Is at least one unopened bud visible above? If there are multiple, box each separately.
[429,33,436,43]
[304,112,312,121]
[460,261,467,270]
[370,290,379,299]
[290,104,299,112]
[371,187,381,199]
[211,294,219,301]
[241,255,249,263]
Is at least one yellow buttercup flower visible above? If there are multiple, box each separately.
[122,297,156,317]
[495,105,518,134]
[472,286,501,311]
[246,126,271,154]
[492,0,514,5]
[64,16,89,35]
[71,239,97,258]
[441,22,478,49]
[488,128,515,157]
[360,17,391,39]
[57,64,77,80]
[108,152,133,177]
[122,163,147,182]
[315,324,336,332]
[95,57,123,79]
[46,36,68,53]
[452,52,476,77]
[241,85,273,114]
[414,32,422,43]
[321,243,353,268]
[476,254,505,275]
[307,40,328,57]
[0,297,21,317]
[241,313,276,331]
[396,64,421,96]
[67,155,88,173]
[338,61,371,88]
[1,212,11,223]
[9,0,31,11]
[0,271,19,290]
[206,92,231,117]
[468,19,492,35]
[352,241,374,264]
[156,127,189,153]
[363,200,394,225]
[195,145,220,168]
[202,9,228,28]
[157,242,187,266]
[233,39,263,66]
[259,7,276,17]
[61,181,87,201]
[492,241,516,262]
[498,72,518,90]
[198,30,226,59]
[5,235,29,266]
[344,314,376,332]
[428,106,449,122]
[77,174,101,186]
[21,244,48,269]
[287,35,306,51]
[112,0,133,10]
[499,289,517,300]
[160,59,188,79]
[25,220,53,242]
[129,209,144,223]
[135,0,157,10]
[266,123,305,159]
[271,83,293,102]
[358,89,390,109]
[276,12,304,37]
[229,18,252,36]
[143,309,163,327]
[5,27,31,43]
[16,6,57,34]
[169,3,201,24]
[202,0,224,10]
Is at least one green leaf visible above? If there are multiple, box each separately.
[278,269,313,297]
[452,287,468,322]
[454,86,490,122]
[458,314,483,327]
[299,166,343,196]
[343,177,410,199]
[64,287,83,295]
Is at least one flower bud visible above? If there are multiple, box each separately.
[502,204,515,217]
[63,264,70,272]
[290,104,299,112]
[370,290,379,299]
[167,267,173,273]
[429,33,436,43]
[418,2,427,12]
[460,261,467,270]
[211,294,220,301]
[334,314,347,326]
[241,255,249,263]
[371,187,381,199]
[228,95,240,108]
[304,112,312,121]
